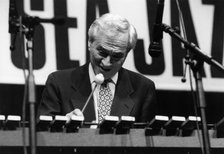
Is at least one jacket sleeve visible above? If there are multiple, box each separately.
[139,81,157,122]
[36,73,62,119]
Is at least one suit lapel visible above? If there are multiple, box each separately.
[110,68,135,117]
[69,65,135,121]
[70,64,96,122]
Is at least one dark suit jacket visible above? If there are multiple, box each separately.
[37,64,157,122]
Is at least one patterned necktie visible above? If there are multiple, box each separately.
[98,80,113,123]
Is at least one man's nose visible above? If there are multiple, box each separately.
[102,56,112,66]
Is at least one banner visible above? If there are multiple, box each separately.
[1,0,224,92]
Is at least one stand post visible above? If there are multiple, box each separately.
[26,27,36,154]
[192,64,211,154]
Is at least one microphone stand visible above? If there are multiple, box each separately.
[161,23,224,154]
[10,12,65,153]
[22,17,37,154]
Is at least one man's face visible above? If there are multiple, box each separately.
[89,30,129,79]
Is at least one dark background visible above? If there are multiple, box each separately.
[0,84,223,124]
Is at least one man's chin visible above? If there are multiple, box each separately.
[95,68,114,79]
[102,72,116,80]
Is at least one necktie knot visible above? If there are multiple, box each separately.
[101,79,112,87]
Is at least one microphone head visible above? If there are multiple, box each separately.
[94,73,104,84]
[148,41,162,57]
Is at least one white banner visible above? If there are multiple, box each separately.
[1,0,224,92]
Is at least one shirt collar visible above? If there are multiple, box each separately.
[88,63,118,85]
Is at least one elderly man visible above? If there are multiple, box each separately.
[37,13,157,123]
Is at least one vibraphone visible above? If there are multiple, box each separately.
[1,115,224,154]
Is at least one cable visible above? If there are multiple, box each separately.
[189,62,204,154]
[175,0,204,153]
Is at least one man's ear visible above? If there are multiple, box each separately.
[88,41,91,50]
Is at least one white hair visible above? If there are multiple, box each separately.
[88,13,138,52]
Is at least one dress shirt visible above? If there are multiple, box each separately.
[88,63,118,123]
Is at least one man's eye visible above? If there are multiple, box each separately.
[98,51,108,57]
[110,56,123,62]
[111,56,121,61]
[112,54,124,60]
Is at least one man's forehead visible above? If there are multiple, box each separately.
[98,28,128,38]
[96,39,128,53]
[97,45,126,55]
[95,31,128,47]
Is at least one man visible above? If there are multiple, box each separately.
[37,13,157,123]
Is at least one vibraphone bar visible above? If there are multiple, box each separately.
[0,115,224,149]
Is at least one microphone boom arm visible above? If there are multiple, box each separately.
[161,23,224,73]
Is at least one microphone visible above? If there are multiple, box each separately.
[148,0,165,57]
[81,73,104,113]
[9,0,19,51]
[8,0,65,51]
[9,0,18,33]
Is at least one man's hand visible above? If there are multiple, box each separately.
[65,108,84,123]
